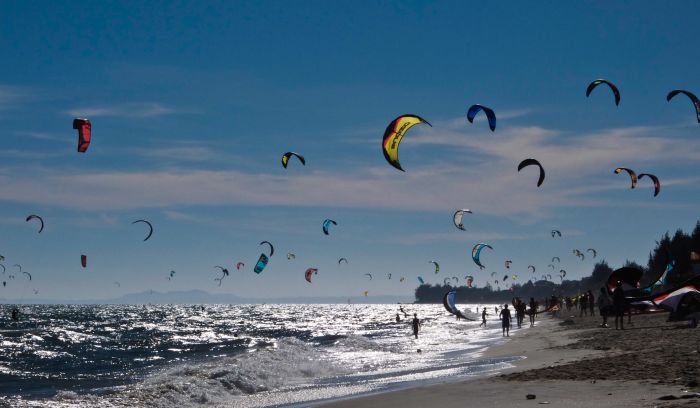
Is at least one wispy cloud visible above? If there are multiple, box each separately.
[0,123,696,220]
[0,85,28,111]
[65,102,188,118]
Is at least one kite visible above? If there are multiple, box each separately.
[364,273,373,280]
[466,275,474,288]
[338,258,348,264]
[387,273,392,280]
[528,265,535,273]
[399,277,405,282]
[452,276,459,284]
[22,271,31,281]
[214,266,229,286]
[453,209,472,231]
[614,167,638,189]
[381,114,432,171]
[26,214,44,233]
[81,255,87,268]
[551,230,561,238]
[281,152,306,168]
[466,104,497,131]
[443,291,476,320]
[236,262,244,270]
[322,219,337,235]
[505,260,512,269]
[517,159,545,187]
[443,277,451,286]
[490,271,497,277]
[253,254,269,274]
[586,79,621,106]
[471,243,493,269]
[0,264,4,274]
[132,219,153,241]
[259,241,274,257]
[587,248,597,258]
[429,260,440,274]
[666,90,700,123]
[638,173,660,197]
[364,291,368,297]
[304,268,318,283]
[560,269,567,277]
[168,270,176,280]
[552,256,560,263]
[73,118,91,153]
[417,276,425,284]
[287,253,296,260]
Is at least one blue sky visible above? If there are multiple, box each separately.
[0,1,699,300]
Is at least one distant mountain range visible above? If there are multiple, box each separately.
[0,289,414,305]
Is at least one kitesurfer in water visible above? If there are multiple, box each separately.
[613,281,626,330]
[480,308,487,327]
[500,304,512,337]
[11,308,19,321]
[412,313,421,339]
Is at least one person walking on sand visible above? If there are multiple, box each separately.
[597,287,612,328]
[412,313,421,339]
[613,281,626,330]
[500,304,512,337]
[480,308,487,327]
[528,297,537,327]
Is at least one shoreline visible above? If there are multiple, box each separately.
[319,312,697,408]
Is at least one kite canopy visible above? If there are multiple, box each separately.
[132,219,153,241]
[304,268,318,283]
[614,167,638,189]
[253,254,269,274]
[81,255,87,268]
[322,219,337,235]
[638,173,661,197]
[26,214,44,233]
[466,104,496,131]
[517,159,545,187]
[453,209,472,230]
[73,118,91,153]
[417,276,425,284]
[381,114,431,171]
[654,286,700,322]
[281,152,306,168]
[471,243,493,269]
[551,230,561,238]
[607,267,643,292]
[443,291,476,320]
[667,89,700,123]
[429,260,440,274]
[586,79,621,106]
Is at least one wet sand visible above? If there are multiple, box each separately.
[319,310,700,408]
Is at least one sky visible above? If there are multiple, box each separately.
[0,1,699,301]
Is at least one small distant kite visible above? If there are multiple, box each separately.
[322,219,337,235]
[338,258,348,264]
[254,254,269,274]
[287,253,296,260]
[614,167,638,189]
[586,79,621,106]
[466,104,497,131]
[26,214,44,233]
[132,219,153,241]
[81,255,87,268]
[429,260,440,274]
[472,243,493,269]
[73,118,91,153]
[551,230,561,238]
[304,268,318,283]
[518,159,545,187]
[453,209,472,231]
[666,89,700,123]
[638,173,661,197]
[281,152,306,168]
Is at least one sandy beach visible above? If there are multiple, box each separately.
[320,311,700,408]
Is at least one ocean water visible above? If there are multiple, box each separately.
[0,303,518,407]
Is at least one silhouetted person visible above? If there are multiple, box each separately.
[480,309,487,327]
[396,313,400,323]
[500,304,512,336]
[11,308,19,321]
[613,281,626,330]
[528,297,537,326]
[412,313,420,339]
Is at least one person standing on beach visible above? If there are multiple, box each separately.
[500,304,512,336]
[597,287,612,328]
[613,281,626,330]
[396,313,401,323]
[412,313,421,339]
[480,308,487,327]
[587,290,595,316]
[579,292,588,317]
[528,297,537,327]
